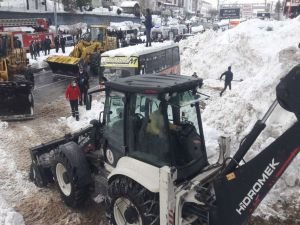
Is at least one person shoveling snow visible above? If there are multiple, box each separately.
[219,66,233,96]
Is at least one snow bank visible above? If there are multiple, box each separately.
[0,195,24,225]
[0,121,8,129]
[28,46,74,69]
[181,17,300,217]
[63,99,104,132]
[0,0,64,12]
[121,1,139,8]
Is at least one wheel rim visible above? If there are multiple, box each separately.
[56,163,71,196]
[113,197,142,225]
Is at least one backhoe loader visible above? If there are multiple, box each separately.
[0,32,34,120]
[46,25,117,76]
[29,65,300,225]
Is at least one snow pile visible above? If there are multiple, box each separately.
[0,195,24,225]
[3,27,35,33]
[63,99,104,132]
[28,46,74,69]
[191,25,204,34]
[51,23,88,36]
[0,121,8,129]
[181,17,300,218]
[0,0,64,12]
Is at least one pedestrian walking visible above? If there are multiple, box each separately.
[60,36,66,53]
[76,67,89,105]
[29,41,36,60]
[13,37,22,48]
[143,8,153,47]
[65,80,81,121]
[219,66,233,97]
[54,35,60,53]
[34,40,40,57]
[44,36,52,55]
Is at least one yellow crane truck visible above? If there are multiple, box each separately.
[0,32,34,120]
[46,25,117,76]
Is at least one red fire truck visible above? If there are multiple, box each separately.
[11,31,54,51]
[0,18,54,51]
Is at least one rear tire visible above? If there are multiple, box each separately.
[106,176,159,225]
[54,144,91,208]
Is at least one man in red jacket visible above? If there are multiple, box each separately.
[65,80,81,121]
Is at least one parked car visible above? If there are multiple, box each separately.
[63,34,75,46]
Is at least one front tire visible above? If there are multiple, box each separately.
[106,176,159,225]
[54,142,91,208]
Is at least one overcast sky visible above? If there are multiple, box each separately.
[206,0,278,8]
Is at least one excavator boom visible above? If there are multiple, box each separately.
[214,64,300,225]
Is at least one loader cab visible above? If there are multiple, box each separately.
[90,25,107,42]
[100,74,208,182]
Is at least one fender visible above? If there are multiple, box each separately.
[108,156,160,193]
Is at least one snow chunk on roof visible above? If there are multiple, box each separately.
[121,1,139,8]
[101,41,178,57]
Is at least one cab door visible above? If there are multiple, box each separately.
[103,91,126,166]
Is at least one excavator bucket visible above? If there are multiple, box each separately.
[0,81,34,121]
[46,56,81,76]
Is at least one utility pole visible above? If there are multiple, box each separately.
[217,0,220,19]
[26,0,29,10]
[45,0,47,11]
[54,0,58,36]
[265,0,267,11]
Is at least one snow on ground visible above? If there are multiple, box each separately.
[0,194,24,225]
[49,23,88,36]
[181,17,300,218]
[28,46,74,69]
[62,99,104,132]
[0,0,64,12]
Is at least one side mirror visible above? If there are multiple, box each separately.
[86,94,92,110]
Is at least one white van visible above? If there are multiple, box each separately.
[63,34,75,46]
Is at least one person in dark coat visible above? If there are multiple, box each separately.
[44,36,52,55]
[60,36,66,53]
[76,67,89,105]
[54,35,60,53]
[143,8,153,47]
[192,72,198,78]
[13,37,22,48]
[34,40,40,57]
[29,41,36,60]
[220,66,233,97]
[65,80,81,121]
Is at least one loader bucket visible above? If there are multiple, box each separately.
[46,56,81,76]
[0,81,34,121]
[276,64,300,116]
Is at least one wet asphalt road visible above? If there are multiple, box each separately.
[33,70,99,104]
